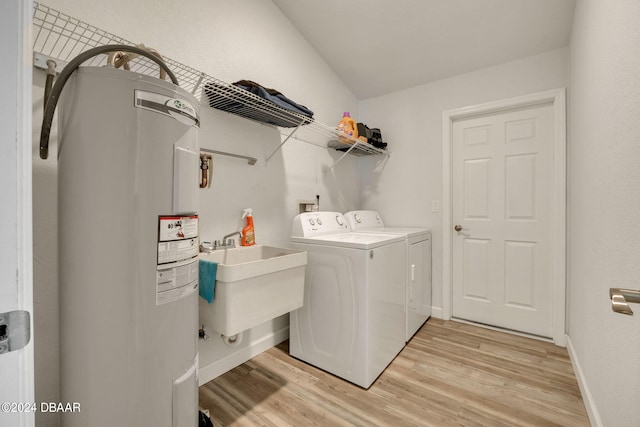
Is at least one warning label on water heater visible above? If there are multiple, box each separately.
[158,215,198,242]
[157,215,199,265]
[156,215,199,305]
[156,259,199,306]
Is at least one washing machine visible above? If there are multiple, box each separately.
[290,212,406,388]
[345,210,432,342]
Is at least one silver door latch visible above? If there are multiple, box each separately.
[0,310,31,354]
[609,288,640,316]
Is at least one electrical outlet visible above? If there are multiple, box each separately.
[431,200,440,213]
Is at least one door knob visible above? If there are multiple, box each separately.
[609,288,640,315]
[454,225,464,232]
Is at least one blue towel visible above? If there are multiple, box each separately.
[199,259,218,303]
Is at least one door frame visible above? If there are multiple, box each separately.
[0,0,34,426]
[442,88,566,346]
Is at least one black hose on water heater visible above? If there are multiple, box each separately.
[39,44,179,160]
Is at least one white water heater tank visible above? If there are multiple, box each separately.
[57,66,200,426]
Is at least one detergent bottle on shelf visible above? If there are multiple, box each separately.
[337,112,358,143]
[241,208,255,246]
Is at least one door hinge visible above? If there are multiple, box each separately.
[0,310,31,355]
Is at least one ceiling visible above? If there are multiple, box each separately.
[272,0,576,100]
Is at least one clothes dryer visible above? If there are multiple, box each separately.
[345,210,432,341]
[290,212,406,388]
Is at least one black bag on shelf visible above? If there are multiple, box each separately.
[357,123,387,150]
[369,128,387,149]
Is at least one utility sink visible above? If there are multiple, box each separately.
[198,245,307,337]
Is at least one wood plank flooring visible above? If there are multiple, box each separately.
[199,318,589,426]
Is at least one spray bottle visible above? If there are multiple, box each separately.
[241,208,255,246]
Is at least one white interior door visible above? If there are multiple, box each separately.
[451,102,555,337]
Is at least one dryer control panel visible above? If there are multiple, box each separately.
[345,210,384,229]
[291,212,351,237]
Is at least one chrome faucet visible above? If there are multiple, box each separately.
[216,231,242,249]
[200,231,242,252]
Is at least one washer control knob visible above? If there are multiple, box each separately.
[336,215,344,226]
[308,218,315,226]
[316,217,323,225]
[354,213,361,223]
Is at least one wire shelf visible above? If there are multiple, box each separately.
[31,2,389,159]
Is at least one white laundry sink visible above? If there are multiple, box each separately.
[198,245,306,337]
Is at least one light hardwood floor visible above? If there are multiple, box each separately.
[199,318,589,426]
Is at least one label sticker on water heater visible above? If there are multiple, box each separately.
[135,90,200,127]
[159,215,198,242]
[156,215,199,305]
[156,258,199,306]
[157,215,199,264]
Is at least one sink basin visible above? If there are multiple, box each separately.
[198,245,307,337]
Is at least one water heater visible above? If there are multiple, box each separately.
[56,66,200,426]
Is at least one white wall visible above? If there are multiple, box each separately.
[567,1,640,425]
[33,0,360,425]
[358,48,569,315]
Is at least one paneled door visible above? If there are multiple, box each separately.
[451,103,554,337]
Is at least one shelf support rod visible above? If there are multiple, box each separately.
[200,148,257,165]
[191,72,206,96]
[327,142,359,171]
[265,121,304,162]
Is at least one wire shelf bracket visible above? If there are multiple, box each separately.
[265,122,305,162]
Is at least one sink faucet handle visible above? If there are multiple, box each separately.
[200,241,214,252]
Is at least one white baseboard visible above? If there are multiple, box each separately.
[566,334,601,427]
[198,326,289,386]
[430,306,444,319]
